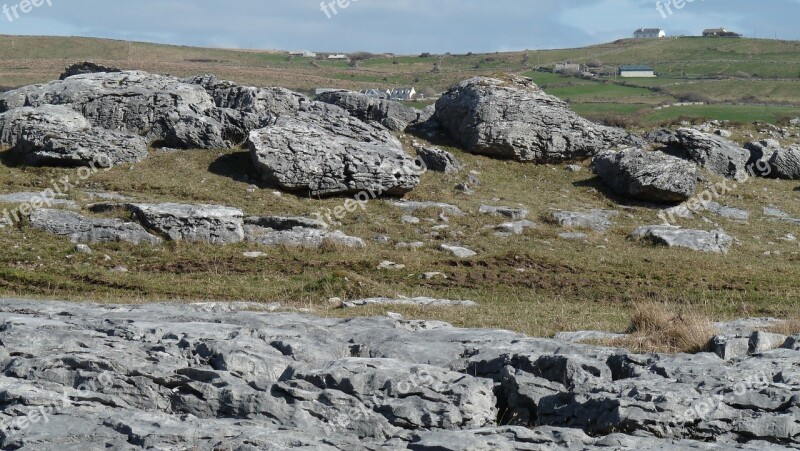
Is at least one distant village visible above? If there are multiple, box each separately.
[551,27,742,79]
[290,26,743,98]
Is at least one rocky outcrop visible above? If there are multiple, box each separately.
[28,209,162,245]
[0,105,148,166]
[676,128,749,179]
[129,203,245,245]
[631,225,734,253]
[243,216,366,249]
[0,299,796,449]
[592,148,698,202]
[317,90,422,131]
[248,104,421,196]
[0,71,237,149]
[433,76,643,162]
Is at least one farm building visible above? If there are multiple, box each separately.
[619,65,656,78]
[634,28,666,39]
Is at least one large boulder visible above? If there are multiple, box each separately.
[592,148,697,202]
[317,90,422,131]
[675,128,749,179]
[248,103,421,196]
[185,74,307,143]
[28,209,161,245]
[0,71,230,149]
[746,140,800,179]
[433,76,643,162]
[0,105,148,166]
[129,203,245,244]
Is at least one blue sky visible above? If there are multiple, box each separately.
[0,0,798,53]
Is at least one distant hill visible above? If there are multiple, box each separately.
[2,34,799,125]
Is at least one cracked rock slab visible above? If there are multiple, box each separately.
[129,203,244,244]
[631,225,734,253]
[28,209,162,245]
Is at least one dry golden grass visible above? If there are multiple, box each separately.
[606,301,718,354]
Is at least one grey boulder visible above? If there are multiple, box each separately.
[0,71,230,149]
[416,146,463,173]
[676,128,749,179]
[433,76,643,162]
[631,225,734,253]
[0,105,148,166]
[592,148,697,202]
[248,105,421,196]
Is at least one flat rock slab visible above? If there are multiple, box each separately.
[28,209,161,245]
[554,331,628,343]
[440,244,477,258]
[244,224,365,249]
[479,205,529,220]
[342,297,478,308]
[494,220,537,236]
[0,191,76,208]
[392,200,465,216]
[632,225,734,253]
[592,148,697,202]
[130,203,245,244]
[244,215,328,230]
[550,210,617,232]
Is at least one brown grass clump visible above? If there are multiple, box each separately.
[611,302,717,354]
[768,316,800,336]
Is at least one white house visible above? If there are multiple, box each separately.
[388,87,416,101]
[619,65,656,78]
[634,28,666,39]
[361,89,391,98]
[327,54,348,60]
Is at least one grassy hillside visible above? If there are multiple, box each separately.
[1,35,799,126]
[1,35,800,344]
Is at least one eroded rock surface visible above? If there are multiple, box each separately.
[28,209,162,245]
[0,299,795,449]
[317,90,423,131]
[632,225,734,253]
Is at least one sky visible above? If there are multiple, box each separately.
[0,0,798,54]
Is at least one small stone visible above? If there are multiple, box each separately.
[377,261,406,270]
[75,244,93,254]
[111,266,128,273]
[422,272,446,280]
[439,244,477,258]
[401,215,420,224]
[396,241,425,250]
[243,252,267,258]
[374,235,391,244]
[565,164,582,172]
